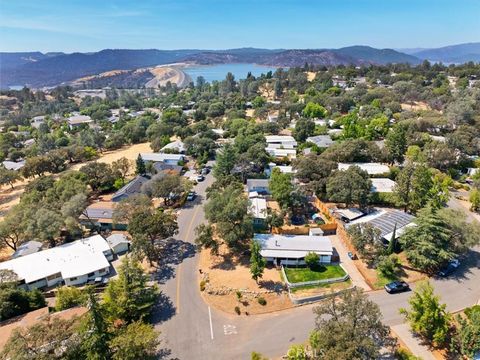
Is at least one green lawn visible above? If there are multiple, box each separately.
[284,264,347,283]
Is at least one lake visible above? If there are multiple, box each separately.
[182,63,279,83]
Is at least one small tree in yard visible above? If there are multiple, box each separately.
[400,281,451,346]
[304,252,319,269]
[55,286,86,311]
[470,189,480,212]
[377,254,401,279]
[250,240,266,284]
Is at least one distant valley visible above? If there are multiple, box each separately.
[1,42,479,89]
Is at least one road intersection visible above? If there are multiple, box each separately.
[155,173,480,359]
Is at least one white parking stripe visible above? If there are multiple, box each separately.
[208,306,214,340]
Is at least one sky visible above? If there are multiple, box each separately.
[0,0,479,52]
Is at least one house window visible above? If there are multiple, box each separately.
[87,272,95,277]
[47,272,61,281]
[69,277,78,281]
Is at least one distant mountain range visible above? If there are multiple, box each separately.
[0,42,479,89]
[408,43,480,64]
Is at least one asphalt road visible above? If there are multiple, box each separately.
[155,176,480,359]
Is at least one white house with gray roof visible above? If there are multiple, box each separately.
[254,234,333,265]
[67,114,93,129]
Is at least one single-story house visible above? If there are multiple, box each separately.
[212,128,225,137]
[254,234,334,266]
[249,197,268,228]
[106,234,130,254]
[140,153,185,165]
[265,135,297,149]
[430,135,446,143]
[160,140,185,154]
[338,162,390,176]
[370,178,396,193]
[0,235,113,290]
[306,135,334,148]
[345,209,415,243]
[467,168,479,177]
[11,241,43,259]
[266,147,297,160]
[111,175,150,202]
[267,113,279,122]
[246,179,270,194]
[80,202,127,230]
[265,163,295,176]
[2,160,25,171]
[23,138,35,147]
[328,129,343,136]
[31,115,46,129]
[67,115,93,129]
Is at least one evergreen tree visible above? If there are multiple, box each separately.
[250,240,266,283]
[81,289,111,360]
[399,207,455,273]
[103,257,159,324]
[387,223,397,254]
[135,154,146,176]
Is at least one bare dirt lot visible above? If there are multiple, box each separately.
[70,142,152,171]
[199,246,293,315]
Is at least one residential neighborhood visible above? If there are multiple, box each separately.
[1,2,480,358]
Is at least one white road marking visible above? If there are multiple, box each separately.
[223,324,237,335]
[208,306,214,340]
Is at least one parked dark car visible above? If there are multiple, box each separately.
[438,259,460,277]
[384,281,410,294]
[186,191,196,201]
[196,175,205,182]
[201,167,210,175]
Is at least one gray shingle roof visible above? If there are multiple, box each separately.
[84,207,114,220]
[112,175,150,201]
[306,135,334,148]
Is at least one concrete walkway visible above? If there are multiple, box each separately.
[392,323,436,360]
[330,235,371,290]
